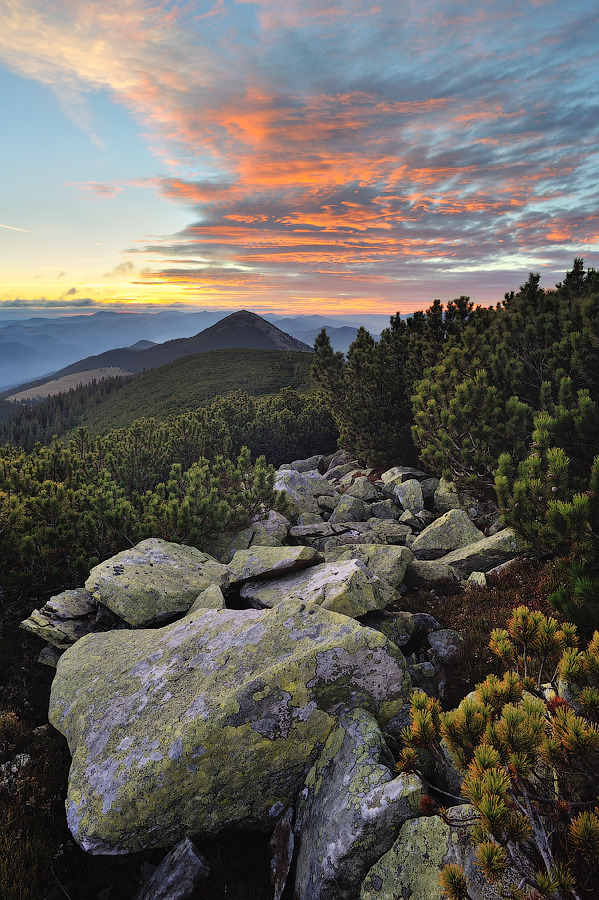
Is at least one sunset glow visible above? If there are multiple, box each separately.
[1,0,598,316]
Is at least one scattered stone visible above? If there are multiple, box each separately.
[289,523,335,539]
[397,509,423,531]
[187,584,226,613]
[324,462,360,481]
[240,559,397,619]
[37,646,62,668]
[380,466,426,487]
[428,629,463,667]
[419,477,440,504]
[410,509,484,560]
[317,495,339,514]
[85,539,229,627]
[0,753,31,796]
[406,661,439,697]
[132,838,209,900]
[298,513,326,526]
[49,600,410,853]
[467,571,487,587]
[411,613,443,643]
[228,546,321,584]
[368,500,400,520]
[290,455,327,473]
[294,709,424,900]
[253,509,291,542]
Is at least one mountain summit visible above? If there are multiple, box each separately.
[196,310,311,352]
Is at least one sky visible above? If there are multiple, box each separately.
[0,0,598,318]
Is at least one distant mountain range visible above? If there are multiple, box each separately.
[0,307,390,393]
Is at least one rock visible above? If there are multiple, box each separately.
[253,509,291,542]
[37,646,62,668]
[406,661,439,697]
[294,709,424,900]
[439,527,525,576]
[132,838,209,900]
[49,600,411,853]
[365,522,412,545]
[360,805,504,900]
[0,753,31,796]
[289,523,335,539]
[393,480,424,514]
[20,588,98,649]
[410,509,484,560]
[323,545,413,590]
[359,611,414,649]
[380,466,426,487]
[298,513,327,526]
[467,571,487,587]
[368,500,400,520]
[85,539,229,627]
[397,510,424,531]
[201,528,254,563]
[317,495,340,514]
[345,477,380,503]
[240,559,397,619]
[228,546,321,584]
[433,477,461,514]
[411,613,443,643]
[328,495,368,524]
[270,807,295,900]
[404,559,460,588]
[324,462,359,481]
[187,584,226,613]
[290,455,327,473]
[427,629,463,666]
[419,477,440,504]
[274,470,334,516]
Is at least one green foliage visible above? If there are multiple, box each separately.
[398,607,599,900]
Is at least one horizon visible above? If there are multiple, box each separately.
[1,1,598,316]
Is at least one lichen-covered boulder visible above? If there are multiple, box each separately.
[345,477,380,503]
[20,588,99,649]
[439,527,525,576]
[85,539,229,626]
[360,805,503,900]
[49,600,411,854]
[404,559,460,588]
[433,477,461,514]
[275,470,336,517]
[360,611,414,649]
[328,494,368,524]
[240,560,397,619]
[228,545,321,584]
[393,480,425,514]
[294,709,424,900]
[323,545,414,590]
[410,509,484,560]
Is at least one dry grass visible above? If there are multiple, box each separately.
[6,368,130,402]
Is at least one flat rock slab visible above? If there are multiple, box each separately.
[85,539,229,626]
[439,527,525,575]
[410,508,484,560]
[20,588,98,650]
[294,709,424,900]
[323,545,414,590]
[49,600,410,854]
[228,546,321,584]
[240,560,397,619]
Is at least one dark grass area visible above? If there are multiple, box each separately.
[0,559,554,899]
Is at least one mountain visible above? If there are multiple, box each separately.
[3,311,312,398]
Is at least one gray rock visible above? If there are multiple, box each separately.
[20,588,98,649]
[412,613,443,642]
[317,494,340,514]
[253,509,291,542]
[289,523,335,539]
[323,544,413,590]
[407,661,439,697]
[365,522,413,545]
[419,476,440,503]
[394,479,425,514]
[228,546,321,584]
[240,559,397,619]
[360,611,414,649]
[410,509,484,560]
[49,600,410,853]
[380,466,426,487]
[404,559,460,588]
[439,527,525,575]
[467,571,487,587]
[427,629,463,666]
[328,494,368,523]
[433,478,461,514]
[345,477,380,503]
[132,838,209,900]
[294,709,424,900]
[271,808,295,900]
[368,500,400,520]
[298,513,327,526]
[360,805,504,900]
[187,585,226,613]
[397,509,424,531]
[85,539,229,627]
[325,462,360,481]
[274,470,335,517]
[290,456,327,473]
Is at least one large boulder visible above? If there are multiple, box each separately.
[85,539,229,626]
[20,588,99,649]
[410,509,484,560]
[240,560,397,618]
[360,805,503,900]
[393,480,424,514]
[345,477,380,503]
[328,495,368,524]
[274,470,336,517]
[49,600,411,854]
[294,709,424,900]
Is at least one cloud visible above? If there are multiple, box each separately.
[0,222,30,232]
[102,261,137,279]
[0,296,96,308]
[1,0,599,309]
[66,182,124,199]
